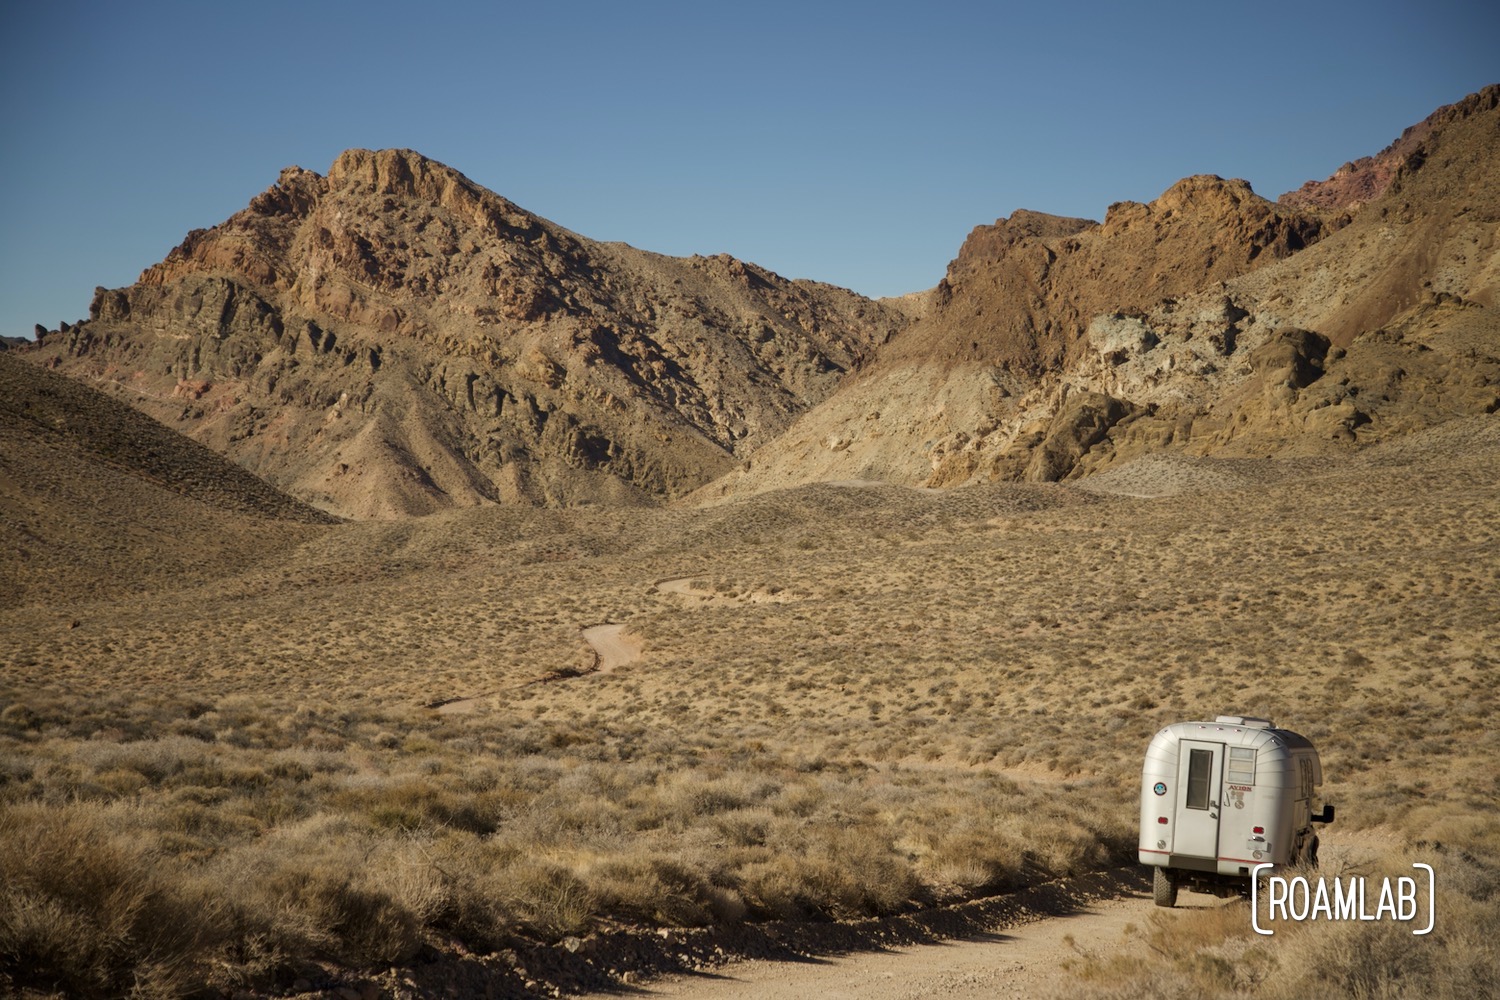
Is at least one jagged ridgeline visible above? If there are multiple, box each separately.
[35,149,911,518]
[27,86,1500,517]
[695,86,1500,501]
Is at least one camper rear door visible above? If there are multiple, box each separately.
[1176,740,1224,858]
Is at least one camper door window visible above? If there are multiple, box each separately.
[1186,748,1214,809]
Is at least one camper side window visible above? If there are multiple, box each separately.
[1228,746,1255,785]
[1186,748,1214,809]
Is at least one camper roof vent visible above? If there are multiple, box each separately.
[1216,715,1274,729]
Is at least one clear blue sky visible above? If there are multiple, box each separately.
[2,0,1496,339]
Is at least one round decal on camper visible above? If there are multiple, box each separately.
[1153,782,1167,796]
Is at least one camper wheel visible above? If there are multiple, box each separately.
[1153,866,1178,908]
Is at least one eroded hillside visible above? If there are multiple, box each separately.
[698,85,1500,501]
[0,352,334,604]
[24,90,1498,518]
[28,149,909,517]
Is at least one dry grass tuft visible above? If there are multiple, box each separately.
[0,803,211,998]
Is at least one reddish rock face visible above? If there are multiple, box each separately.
[1276,88,1498,213]
[35,148,912,518]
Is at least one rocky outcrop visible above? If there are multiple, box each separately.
[887,174,1332,378]
[1274,89,1484,214]
[700,85,1500,502]
[1248,328,1331,391]
[1022,390,1139,483]
[33,149,910,517]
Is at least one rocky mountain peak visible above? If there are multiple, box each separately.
[1100,175,1311,242]
[1113,174,1255,221]
[34,149,911,517]
[1280,84,1500,214]
[324,148,535,231]
[327,147,456,192]
[945,210,1097,284]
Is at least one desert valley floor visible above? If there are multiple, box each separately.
[3,405,1498,998]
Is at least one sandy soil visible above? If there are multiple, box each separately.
[582,623,643,672]
[598,832,1395,999]
[584,885,1230,999]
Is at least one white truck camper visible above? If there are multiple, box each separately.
[1139,715,1335,907]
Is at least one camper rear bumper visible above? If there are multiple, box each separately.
[1139,850,1262,876]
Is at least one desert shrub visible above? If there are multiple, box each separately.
[0,802,211,998]
[1260,917,1435,1000]
[738,824,918,920]
[917,825,1028,893]
[657,771,773,825]
[0,702,44,733]
[203,815,452,972]
[0,751,35,800]
[71,735,215,784]
[738,853,845,919]
[490,859,596,938]
[221,862,425,968]
[712,806,778,847]
[584,855,727,926]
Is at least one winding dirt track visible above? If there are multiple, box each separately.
[577,875,1238,999]
[613,900,1143,999]
[655,576,706,597]
[581,623,642,672]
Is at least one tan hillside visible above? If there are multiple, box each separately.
[0,352,334,605]
[698,85,1500,502]
[27,149,910,518]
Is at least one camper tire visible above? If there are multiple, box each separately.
[1153,866,1178,908]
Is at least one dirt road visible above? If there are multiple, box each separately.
[655,576,706,597]
[581,623,642,672]
[578,874,1230,999]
